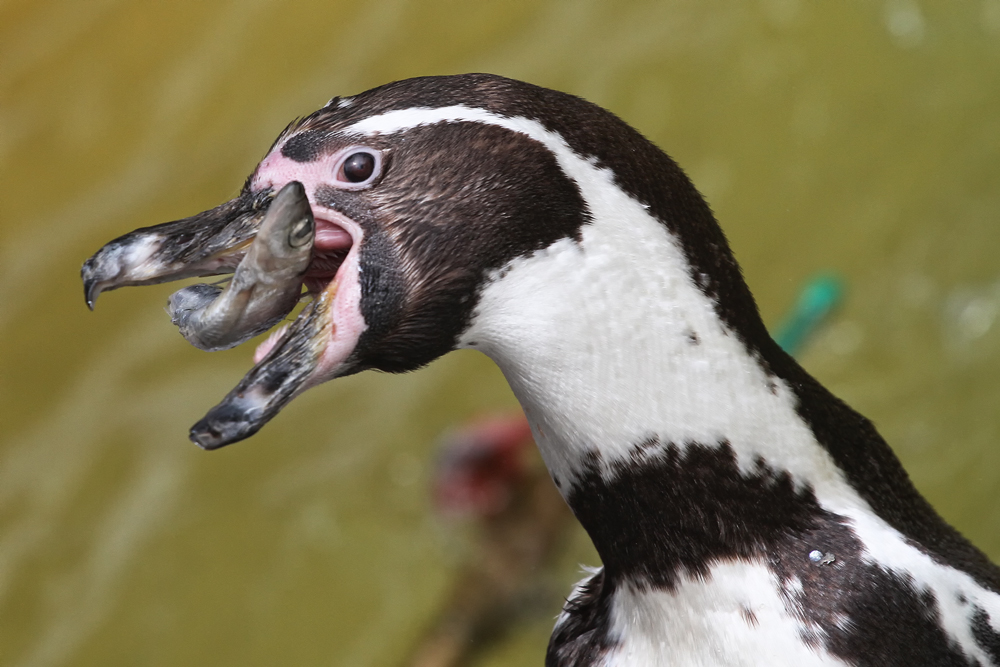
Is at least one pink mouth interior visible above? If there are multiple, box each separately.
[305,218,353,293]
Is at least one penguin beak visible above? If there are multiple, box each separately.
[81,189,274,309]
[82,186,364,450]
[181,223,360,449]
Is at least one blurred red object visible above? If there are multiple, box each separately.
[433,415,535,518]
[408,412,574,667]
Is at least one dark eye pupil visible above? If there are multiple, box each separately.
[342,152,375,183]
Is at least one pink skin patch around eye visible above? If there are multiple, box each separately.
[247,146,371,384]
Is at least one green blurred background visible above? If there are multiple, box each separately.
[2,1,999,665]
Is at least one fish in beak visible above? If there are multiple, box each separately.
[167,181,315,352]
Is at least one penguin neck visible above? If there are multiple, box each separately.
[466,208,857,489]
[459,201,863,567]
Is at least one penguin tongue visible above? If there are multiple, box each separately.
[302,218,351,294]
[189,284,336,449]
[314,219,352,248]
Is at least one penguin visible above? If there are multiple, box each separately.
[82,73,1000,666]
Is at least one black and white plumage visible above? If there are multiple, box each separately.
[82,74,1000,666]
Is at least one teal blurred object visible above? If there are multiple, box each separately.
[772,274,845,356]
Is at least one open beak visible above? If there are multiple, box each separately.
[82,184,356,449]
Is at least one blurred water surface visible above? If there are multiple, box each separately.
[1,1,999,665]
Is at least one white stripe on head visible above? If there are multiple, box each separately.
[347,105,536,138]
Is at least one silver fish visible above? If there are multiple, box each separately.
[166,181,314,352]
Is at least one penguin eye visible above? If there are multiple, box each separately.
[342,153,374,182]
[335,147,382,188]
